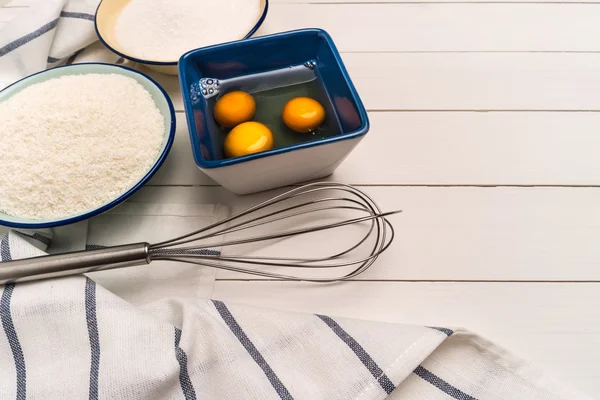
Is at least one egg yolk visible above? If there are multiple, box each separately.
[213,91,256,128]
[282,97,326,133]
[224,121,274,158]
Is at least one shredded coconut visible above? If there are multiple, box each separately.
[0,73,165,220]
[114,0,262,62]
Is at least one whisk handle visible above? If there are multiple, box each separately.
[0,243,150,284]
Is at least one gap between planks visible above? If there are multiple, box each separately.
[214,279,600,283]
[7,1,600,5]
[145,183,600,188]
[173,110,600,113]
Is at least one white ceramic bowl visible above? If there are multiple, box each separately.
[178,29,369,195]
[0,63,175,229]
[95,0,269,76]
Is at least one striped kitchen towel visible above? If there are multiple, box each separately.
[0,231,593,399]
[0,0,104,90]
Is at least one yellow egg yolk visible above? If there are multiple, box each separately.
[224,121,274,158]
[213,91,256,128]
[282,97,326,133]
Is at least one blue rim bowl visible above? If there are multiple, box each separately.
[0,63,176,229]
[178,28,370,170]
[94,0,269,68]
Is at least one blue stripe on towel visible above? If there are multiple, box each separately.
[14,232,52,247]
[427,326,454,336]
[317,314,395,395]
[85,278,100,400]
[0,234,11,262]
[60,11,95,21]
[174,328,197,400]
[85,245,108,250]
[1,283,26,400]
[414,365,478,400]
[0,19,59,57]
[212,300,293,400]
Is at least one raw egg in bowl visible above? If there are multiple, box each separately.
[179,28,369,195]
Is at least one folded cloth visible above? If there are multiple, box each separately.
[0,0,102,90]
[0,235,592,399]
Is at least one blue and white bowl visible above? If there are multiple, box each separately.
[0,63,175,229]
[179,28,369,195]
[95,0,269,76]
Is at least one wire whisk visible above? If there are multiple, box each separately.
[0,182,400,283]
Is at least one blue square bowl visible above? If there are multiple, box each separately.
[178,28,369,194]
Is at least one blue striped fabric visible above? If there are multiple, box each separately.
[316,314,396,395]
[85,278,100,400]
[59,11,95,21]
[0,19,59,57]
[212,300,294,400]
[414,365,478,400]
[1,283,26,400]
[14,231,51,247]
[174,328,197,400]
[0,230,550,400]
[428,326,454,336]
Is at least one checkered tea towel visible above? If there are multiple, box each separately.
[0,230,593,400]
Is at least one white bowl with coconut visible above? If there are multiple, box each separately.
[0,63,175,229]
[94,0,269,75]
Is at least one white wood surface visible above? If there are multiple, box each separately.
[2,0,600,397]
[149,112,600,186]
[253,4,600,52]
[149,53,600,112]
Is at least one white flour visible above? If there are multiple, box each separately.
[0,74,165,220]
[114,0,262,61]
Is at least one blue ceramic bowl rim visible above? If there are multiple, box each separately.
[94,0,269,66]
[0,62,176,229]
[178,28,370,169]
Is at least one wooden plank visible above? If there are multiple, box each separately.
[5,0,598,6]
[146,53,600,113]
[212,281,600,398]
[273,0,596,3]
[253,3,600,52]
[147,112,600,187]
[337,112,600,186]
[343,52,600,111]
[134,185,600,281]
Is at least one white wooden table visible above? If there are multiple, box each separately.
[2,0,600,397]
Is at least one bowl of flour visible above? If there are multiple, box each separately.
[95,0,268,75]
[0,63,176,229]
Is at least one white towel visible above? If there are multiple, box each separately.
[0,234,593,400]
[0,2,595,399]
[0,0,104,90]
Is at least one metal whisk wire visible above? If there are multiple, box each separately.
[0,182,400,284]
[148,182,400,281]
